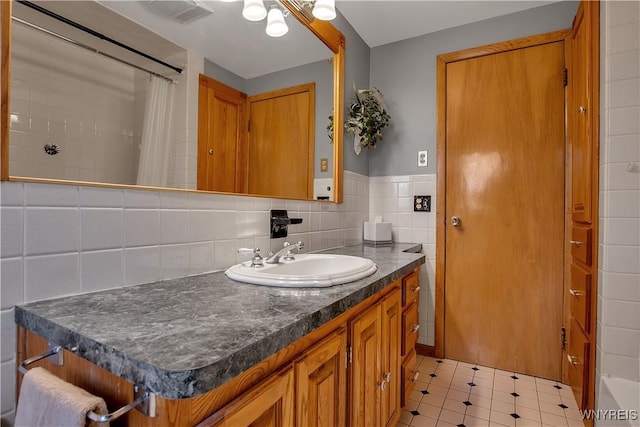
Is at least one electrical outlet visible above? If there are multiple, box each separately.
[418,150,428,167]
[414,195,431,212]
[320,158,328,172]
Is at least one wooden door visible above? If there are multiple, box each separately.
[202,368,294,427]
[349,303,381,427]
[296,328,347,427]
[197,74,248,193]
[443,40,566,379]
[247,83,314,199]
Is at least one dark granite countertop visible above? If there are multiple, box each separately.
[15,243,425,399]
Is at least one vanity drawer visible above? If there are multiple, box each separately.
[567,318,589,410]
[402,302,419,356]
[402,270,420,307]
[570,264,592,333]
[401,349,419,407]
[570,226,592,266]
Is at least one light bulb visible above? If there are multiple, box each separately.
[242,0,267,21]
[266,7,288,37]
[312,0,336,20]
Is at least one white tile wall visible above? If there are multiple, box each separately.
[597,0,640,397]
[10,23,137,184]
[369,174,436,346]
[0,170,369,422]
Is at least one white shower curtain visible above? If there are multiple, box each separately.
[136,76,175,187]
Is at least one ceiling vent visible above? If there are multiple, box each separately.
[147,0,213,24]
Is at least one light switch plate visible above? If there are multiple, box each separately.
[418,150,428,167]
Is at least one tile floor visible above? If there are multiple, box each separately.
[399,356,584,427]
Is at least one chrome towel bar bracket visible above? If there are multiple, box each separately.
[18,343,157,422]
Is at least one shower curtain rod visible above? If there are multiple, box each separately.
[12,17,177,84]
[15,0,183,75]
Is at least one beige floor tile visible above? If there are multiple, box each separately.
[435,421,459,427]
[494,381,516,393]
[514,379,538,391]
[515,417,542,426]
[538,392,563,406]
[466,405,492,421]
[514,385,539,398]
[439,408,466,425]
[442,398,469,414]
[493,390,516,404]
[473,377,496,389]
[438,359,459,368]
[427,384,450,397]
[490,423,511,427]
[410,389,424,402]
[474,369,496,380]
[404,398,421,411]
[490,410,517,427]
[491,399,516,415]
[537,384,562,396]
[540,411,568,426]
[468,395,492,410]
[398,423,410,427]
[400,410,415,424]
[464,414,491,427]
[430,376,454,387]
[470,385,494,399]
[535,377,558,387]
[514,373,537,383]
[495,369,515,377]
[514,406,542,422]
[516,397,541,411]
[539,401,566,417]
[564,408,583,422]
[453,371,476,382]
[411,414,439,427]
[450,380,474,393]
[458,361,478,369]
[566,417,585,427]
[495,374,517,385]
[415,379,430,390]
[446,388,470,402]
[421,392,446,407]
[418,402,443,419]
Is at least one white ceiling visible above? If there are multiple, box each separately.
[336,0,561,48]
[14,1,563,79]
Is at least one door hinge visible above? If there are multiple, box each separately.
[346,346,352,365]
[563,68,568,86]
[561,326,567,350]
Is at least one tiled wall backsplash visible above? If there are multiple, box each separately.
[369,175,437,346]
[597,1,640,386]
[0,170,371,423]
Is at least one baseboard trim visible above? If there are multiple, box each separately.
[416,343,435,357]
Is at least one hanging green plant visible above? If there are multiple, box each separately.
[327,111,334,143]
[344,84,391,154]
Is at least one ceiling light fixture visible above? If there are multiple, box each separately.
[308,0,336,21]
[242,0,267,21]
[266,6,289,37]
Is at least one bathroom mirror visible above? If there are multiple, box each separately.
[0,0,345,202]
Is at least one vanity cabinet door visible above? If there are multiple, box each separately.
[199,367,294,427]
[381,288,402,427]
[296,328,347,427]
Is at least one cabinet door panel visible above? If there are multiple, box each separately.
[200,368,294,427]
[296,328,347,427]
[381,289,402,427]
[350,303,382,427]
[567,318,589,410]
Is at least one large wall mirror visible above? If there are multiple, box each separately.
[0,0,344,202]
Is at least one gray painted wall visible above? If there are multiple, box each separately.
[368,1,579,176]
[203,59,247,92]
[333,11,371,177]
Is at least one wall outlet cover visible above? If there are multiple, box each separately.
[414,195,431,212]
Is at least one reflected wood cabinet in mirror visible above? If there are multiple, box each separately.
[0,0,345,203]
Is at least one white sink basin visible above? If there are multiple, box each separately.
[225,254,377,288]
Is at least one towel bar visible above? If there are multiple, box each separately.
[19,344,157,422]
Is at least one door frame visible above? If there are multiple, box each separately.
[434,29,571,359]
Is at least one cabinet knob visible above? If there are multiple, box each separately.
[569,240,583,246]
[410,324,420,334]
[578,106,586,114]
[569,289,584,297]
[380,372,392,390]
[566,354,580,366]
[409,371,420,383]
[411,286,421,293]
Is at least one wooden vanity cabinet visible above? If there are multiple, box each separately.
[18,269,421,427]
[400,270,420,407]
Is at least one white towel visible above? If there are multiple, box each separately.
[15,367,109,427]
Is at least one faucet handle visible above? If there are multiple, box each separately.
[237,248,264,268]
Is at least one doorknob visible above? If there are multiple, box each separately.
[451,216,461,227]
[208,149,214,155]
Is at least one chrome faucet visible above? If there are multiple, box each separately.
[265,241,304,264]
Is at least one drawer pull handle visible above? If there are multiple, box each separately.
[567,354,580,366]
[409,371,420,383]
[412,286,421,293]
[569,289,584,297]
[410,324,420,334]
[569,240,583,246]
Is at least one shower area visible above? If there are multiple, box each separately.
[8,2,186,188]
